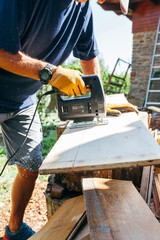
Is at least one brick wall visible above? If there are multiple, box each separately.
[128,1,160,106]
[128,31,156,106]
[132,1,160,33]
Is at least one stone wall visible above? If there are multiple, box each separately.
[128,30,156,106]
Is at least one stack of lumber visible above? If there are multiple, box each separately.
[30,178,160,240]
[40,94,160,196]
[36,94,160,239]
[139,129,160,206]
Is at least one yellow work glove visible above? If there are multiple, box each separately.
[48,66,86,96]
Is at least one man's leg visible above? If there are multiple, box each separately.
[8,165,38,233]
[0,105,43,238]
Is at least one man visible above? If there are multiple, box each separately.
[0,0,129,239]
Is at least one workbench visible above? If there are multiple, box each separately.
[35,94,160,240]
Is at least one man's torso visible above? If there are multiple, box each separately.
[0,0,94,112]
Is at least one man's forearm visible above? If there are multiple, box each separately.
[0,49,57,80]
[80,56,101,77]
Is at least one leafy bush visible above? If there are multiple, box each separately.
[37,85,59,158]
[99,57,130,95]
[62,59,82,72]
[42,130,57,158]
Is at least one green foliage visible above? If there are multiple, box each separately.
[36,85,59,159]
[36,85,53,121]
[121,74,130,94]
[62,59,82,72]
[0,145,7,160]
[99,58,109,90]
[99,58,130,95]
[42,130,57,158]
[104,72,130,95]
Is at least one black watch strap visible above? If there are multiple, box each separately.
[39,63,54,85]
[45,63,54,72]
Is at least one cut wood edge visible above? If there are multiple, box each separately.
[29,195,86,240]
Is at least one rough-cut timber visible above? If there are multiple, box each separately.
[82,178,160,240]
[140,166,151,201]
[153,174,160,219]
[29,195,86,240]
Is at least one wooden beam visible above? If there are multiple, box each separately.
[82,178,160,240]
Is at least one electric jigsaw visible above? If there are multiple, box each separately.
[56,74,107,128]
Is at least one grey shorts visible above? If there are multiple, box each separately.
[0,105,43,172]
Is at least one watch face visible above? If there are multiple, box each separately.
[42,69,51,80]
[39,67,53,84]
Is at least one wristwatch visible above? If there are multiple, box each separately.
[39,63,54,84]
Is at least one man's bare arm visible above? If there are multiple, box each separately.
[0,49,57,80]
[80,56,101,77]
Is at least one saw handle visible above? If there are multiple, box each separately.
[52,76,93,96]
[52,74,100,96]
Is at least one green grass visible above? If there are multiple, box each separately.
[0,146,17,205]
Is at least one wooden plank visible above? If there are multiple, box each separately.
[82,178,160,240]
[29,195,85,240]
[67,212,87,240]
[138,111,149,128]
[39,112,160,174]
[56,121,70,140]
[153,175,160,218]
[140,166,151,201]
[71,217,90,240]
[105,93,129,104]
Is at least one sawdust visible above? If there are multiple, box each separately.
[0,178,48,238]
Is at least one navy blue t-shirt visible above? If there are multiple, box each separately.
[0,0,99,113]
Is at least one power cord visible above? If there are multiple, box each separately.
[0,89,56,177]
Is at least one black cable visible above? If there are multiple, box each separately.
[0,89,56,177]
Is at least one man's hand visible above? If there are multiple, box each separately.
[49,66,86,96]
[76,0,105,3]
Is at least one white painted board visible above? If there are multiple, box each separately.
[39,112,160,174]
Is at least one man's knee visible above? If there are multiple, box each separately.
[17,165,38,181]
